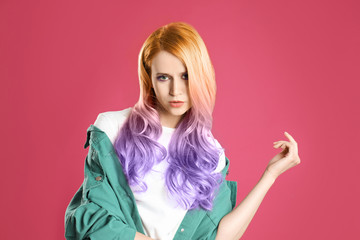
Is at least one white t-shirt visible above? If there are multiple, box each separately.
[93,107,226,240]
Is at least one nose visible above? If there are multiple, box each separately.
[169,77,184,96]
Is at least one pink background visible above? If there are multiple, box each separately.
[1,0,359,239]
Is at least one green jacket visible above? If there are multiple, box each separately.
[65,124,237,240]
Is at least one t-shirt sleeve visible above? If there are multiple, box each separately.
[93,113,118,145]
[93,109,131,145]
[212,139,226,173]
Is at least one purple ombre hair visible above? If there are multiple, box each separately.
[114,22,224,211]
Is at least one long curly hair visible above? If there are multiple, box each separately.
[114,22,224,211]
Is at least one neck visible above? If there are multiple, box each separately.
[158,111,181,129]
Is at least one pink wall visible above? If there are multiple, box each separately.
[1,0,359,239]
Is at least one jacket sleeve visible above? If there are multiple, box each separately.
[64,139,137,240]
[192,179,238,240]
[64,191,136,240]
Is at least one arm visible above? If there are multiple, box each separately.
[215,132,301,240]
[215,170,275,240]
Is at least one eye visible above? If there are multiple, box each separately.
[182,73,188,80]
[157,75,169,81]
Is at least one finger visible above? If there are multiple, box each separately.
[273,143,289,155]
[283,132,299,154]
[280,141,298,157]
[273,142,286,148]
[274,141,292,153]
[284,131,297,145]
[273,140,289,147]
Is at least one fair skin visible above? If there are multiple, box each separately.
[134,50,301,240]
[150,50,192,128]
[214,131,300,240]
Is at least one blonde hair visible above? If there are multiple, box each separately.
[138,21,217,127]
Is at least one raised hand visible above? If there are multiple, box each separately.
[265,131,301,180]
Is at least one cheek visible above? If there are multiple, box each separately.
[152,86,166,102]
[155,84,168,95]
[151,80,160,95]
[151,78,156,90]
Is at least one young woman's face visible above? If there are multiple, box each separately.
[151,50,192,128]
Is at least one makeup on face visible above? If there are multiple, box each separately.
[150,50,192,128]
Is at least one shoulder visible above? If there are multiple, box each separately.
[94,107,132,125]
[93,107,132,144]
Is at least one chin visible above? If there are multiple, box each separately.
[168,106,191,116]
[168,108,187,116]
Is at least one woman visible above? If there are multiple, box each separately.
[65,22,301,240]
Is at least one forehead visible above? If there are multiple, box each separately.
[151,51,186,73]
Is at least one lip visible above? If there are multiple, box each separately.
[169,101,184,107]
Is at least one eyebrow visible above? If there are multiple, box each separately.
[155,72,187,75]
